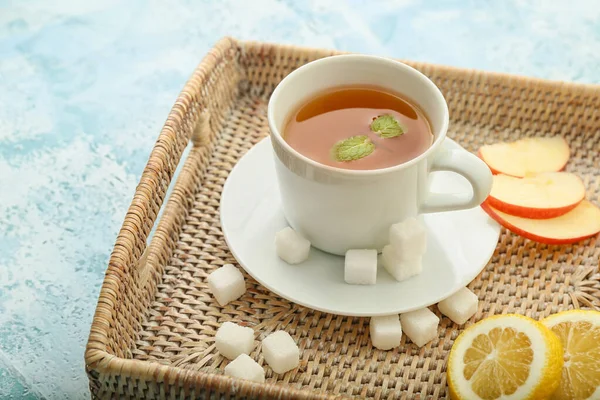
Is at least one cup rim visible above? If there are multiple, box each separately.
[267,54,450,176]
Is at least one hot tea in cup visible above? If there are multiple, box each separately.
[268,54,492,255]
[284,85,433,170]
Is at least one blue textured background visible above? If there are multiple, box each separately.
[1,0,599,398]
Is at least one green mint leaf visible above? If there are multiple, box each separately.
[370,114,405,138]
[331,135,375,162]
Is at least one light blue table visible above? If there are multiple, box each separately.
[1,1,599,398]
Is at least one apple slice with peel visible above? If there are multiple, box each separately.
[479,137,569,177]
[488,172,585,219]
[481,200,600,245]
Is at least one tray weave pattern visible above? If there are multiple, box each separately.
[85,37,600,399]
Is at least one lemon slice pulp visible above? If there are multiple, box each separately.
[448,314,563,400]
[542,310,600,400]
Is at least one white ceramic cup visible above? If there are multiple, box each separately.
[268,55,492,256]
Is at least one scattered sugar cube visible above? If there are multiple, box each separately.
[215,321,255,360]
[400,308,440,347]
[381,245,422,282]
[261,330,300,374]
[389,217,427,256]
[224,354,265,383]
[207,264,246,306]
[370,315,402,350]
[437,287,479,325]
[275,227,311,264]
[344,249,377,285]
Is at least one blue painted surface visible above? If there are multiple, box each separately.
[0,0,599,398]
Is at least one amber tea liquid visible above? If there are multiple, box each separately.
[283,86,433,170]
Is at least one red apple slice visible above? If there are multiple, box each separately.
[488,172,585,219]
[479,137,570,177]
[481,200,600,245]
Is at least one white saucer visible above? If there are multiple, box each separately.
[220,137,500,317]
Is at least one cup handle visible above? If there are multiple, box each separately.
[419,149,493,213]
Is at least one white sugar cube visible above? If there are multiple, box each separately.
[215,322,255,360]
[437,287,479,325]
[370,315,402,350]
[344,249,377,285]
[400,308,440,347]
[224,354,265,383]
[381,245,422,282]
[261,330,300,374]
[389,217,427,256]
[275,227,311,264]
[207,264,246,306]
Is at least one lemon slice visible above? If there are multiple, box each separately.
[542,310,600,400]
[448,314,563,400]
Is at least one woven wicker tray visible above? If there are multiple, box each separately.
[85,37,600,399]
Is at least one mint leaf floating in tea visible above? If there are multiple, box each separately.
[332,135,375,162]
[370,114,405,138]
